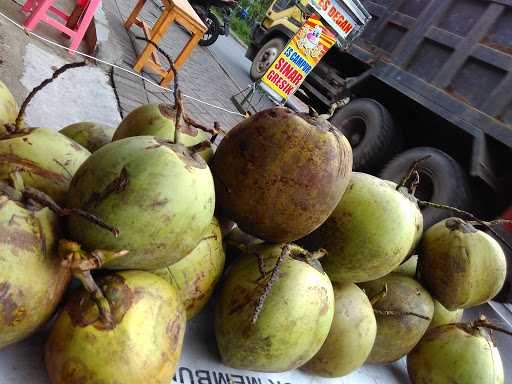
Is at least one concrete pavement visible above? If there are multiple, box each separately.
[0,0,245,132]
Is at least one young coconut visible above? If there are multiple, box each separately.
[215,244,334,372]
[302,282,377,377]
[0,179,70,349]
[429,299,464,329]
[0,80,18,133]
[112,41,216,163]
[359,273,434,364]
[66,47,216,270]
[112,103,213,161]
[151,217,225,319]
[300,172,422,283]
[45,246,186,384]
[66,135,215,270]
[211,107,353,243]
[393,255,418,278]
[0,128,90,204]
[419,218,507,310]
[407,319,506,384]
[59,122,115,152]
[0,63,91,204]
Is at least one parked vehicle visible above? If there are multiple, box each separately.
[247,0,512,229]
[191,0,237,46]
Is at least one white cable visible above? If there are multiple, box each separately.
[0,9,245,117]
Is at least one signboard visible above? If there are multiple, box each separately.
[308,0,357,39]
[261,16,336,101]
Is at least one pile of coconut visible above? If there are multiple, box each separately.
[0,60,509,384]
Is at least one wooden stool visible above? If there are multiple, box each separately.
[22,0,100,55]
[125,0,207,87]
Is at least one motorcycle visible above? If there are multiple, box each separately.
[190,0,238,47]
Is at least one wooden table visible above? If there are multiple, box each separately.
[124,0,207,86]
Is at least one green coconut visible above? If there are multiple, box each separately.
[152,217,225,319]
[419,218,507,310]
[301,173,422,283]
[113,103,213,161]
[359,273,434,364]
[0,128,90,204]
[212,107,353,243]
[0,188,70,349]
[66,136,215,270]
[60,122,115,153]
[407,323,504,383]
[429,299,464,329]
[394,255,418,278]
[45,270,186,384]
[302,282,376,377]
[215,243,334,372]
[0,80,18,134]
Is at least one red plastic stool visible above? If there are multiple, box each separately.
[22,0,101,54]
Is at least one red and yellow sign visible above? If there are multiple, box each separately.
[261,17,336,100]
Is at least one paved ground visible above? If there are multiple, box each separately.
[109,0,246,129]
[0,0,247,131]
[209,34,252,90]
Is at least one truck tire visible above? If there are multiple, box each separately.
[380,147,473,229]
[250,37,286,81]
[331,98,401,172]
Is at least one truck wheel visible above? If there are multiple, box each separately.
[250,37,286,80]
[380,147,473,229]
[331,98,401,172]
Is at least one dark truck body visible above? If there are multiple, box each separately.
[248,0,512,211]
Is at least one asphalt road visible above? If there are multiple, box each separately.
[207,35,308,113]
[208,35,253,91]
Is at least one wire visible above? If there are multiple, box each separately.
[0,9,245,117]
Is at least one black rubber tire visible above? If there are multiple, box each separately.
[330,98,402,172]
[249,37,286,81]
[380,147,473,229]
[199,12,221,47]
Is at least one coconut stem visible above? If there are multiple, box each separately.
[75,270,114,327]
[257,253,266,277]
[396,155,431,191]
[308,249,328,260]
[135,37,219,142]
[0,181,22,201]
[374,308,431,321]
[135,37,183,142]
[467,315,512,337]
[59,240,128,328]
[189,140,212,154]
[418,200,512,253]
[468,219,512,227]
[308,105,319,118]
[15,62,87,130]
[369,284,388,305]
[9,171,25,192]
[252,244,290,324]
[22,187,119,237]
[185,116,219,135]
